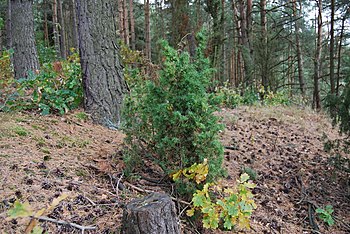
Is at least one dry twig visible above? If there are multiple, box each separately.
[34,216,96,233]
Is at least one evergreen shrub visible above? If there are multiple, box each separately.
[122,33,224,181]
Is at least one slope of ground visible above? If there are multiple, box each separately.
[218,106,349,234]
[0,106,349,233]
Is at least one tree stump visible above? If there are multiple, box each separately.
[122,192,180,234]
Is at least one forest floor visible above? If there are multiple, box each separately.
[0,106,349,234]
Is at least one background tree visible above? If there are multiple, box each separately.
[11,0,39,80]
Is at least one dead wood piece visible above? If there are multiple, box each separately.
[122,192,180,234]
[34,216,96,232]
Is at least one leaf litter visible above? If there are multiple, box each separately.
[0,106,349,233]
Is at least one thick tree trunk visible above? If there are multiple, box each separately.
[122,193,180,234]
[75,0,128,128]
[11,0,40,80]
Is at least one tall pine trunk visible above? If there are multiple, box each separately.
[75,0,128,128]
[11,0,40,80]
[293,0,305,96]
[329,0,335,95]
[260,0,268,91]
[313,0,322,111]
[129,0,135,50]
[144,0,151,60]
[57,0,67,59]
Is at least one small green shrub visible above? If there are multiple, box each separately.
[215,84,243,108]
[8,50,82,115]
[0,49,15,110]
[37,43,57,65]
[242,89,260,105]
[122,32,224,180]
[262,90,290,106]
[12,126,30,136]
[316,205,335,226]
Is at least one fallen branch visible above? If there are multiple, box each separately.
[34,216,96,233]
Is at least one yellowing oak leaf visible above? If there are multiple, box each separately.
[186,208,195,217]
[7,200,33,219]
[240,173,250,183]
[171,169,183,181]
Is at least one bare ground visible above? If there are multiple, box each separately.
[0,106,349,233]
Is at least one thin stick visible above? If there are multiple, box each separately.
[34,216,96,231]
[116,173,124,197]
[84,195,96,206]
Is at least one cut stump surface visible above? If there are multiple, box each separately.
[122,192,180,234]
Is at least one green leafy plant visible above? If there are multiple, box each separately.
[122,32,224,180]
[186,174,256,230]
[37,43,57,65]
[8,50,82,115]
[172,161,257,231]
[315,205,335,226]
[215,83,243,108]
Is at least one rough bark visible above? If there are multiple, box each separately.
[313,0,322,111]
[75,0,128,128]
[122,193,180,234]
[11,0,39,80]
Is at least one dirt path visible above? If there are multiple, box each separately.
[0,106,349,233]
